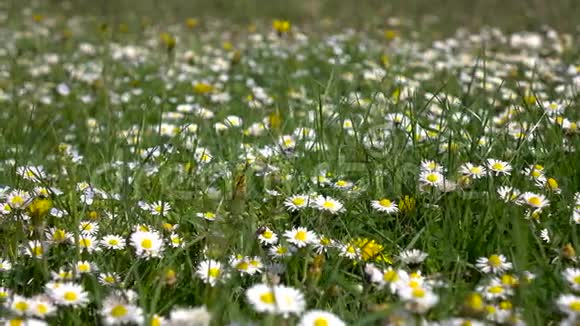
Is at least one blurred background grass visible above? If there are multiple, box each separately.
[8,0,580,34]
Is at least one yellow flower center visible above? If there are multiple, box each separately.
[488,286,504,294]
[79,238,92,247]
[383,270,398,282]
[151,316,161,326]
[104,276,116,283]
[573,276,580,284]
[379,199,392,207]
[292,198,305,206]
[141,239,153,249]
[78,264,90,272]
[488,255,502,267]
[500,301,512,310]
[569,301,580,312]
[408,280,420,288]
[236,261,249,270]
[336,180,347,187]
[262,230,273,239]
[314,318,329,326]
[547,178,558,189]
[32,246,43,256]
[9,319,23,326]
[14,301,28,312]
[12,196,24,205]
[322,201,335,209]
[277,247,288,254]
[36,303,48,315]
[53,229,66,241]
[108,239,119,246]
[320,237,331,246]
[492,163,504,171]
[470,166,482,174]
[412,288,426,298]
[260,292,275,304]
[111,305,128,318]
[64,291,78,301]
[528,196,541,206]
[346,245,356,254]
[426,174,439,183]
[295,230,307,241]
[208,267,220,278]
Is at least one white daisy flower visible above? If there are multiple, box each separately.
[283,227,317,248]
[476,254,513,274]
[486,159,512,176]
[459,162,487,179]
[563,268,580,292]
[195,260,228,286]
[0,259,12,272]
[257,227,278,246]
[313,196,344,214]
[518,192,550,209]
[419,170,444,187]
[9,295,32,316]
[101,235,126,250]
[100,294,143,326]
[168,306,211,326]
[30,295,56,318]
[371,198,399,214]
[556,294,580,317]
[283,194,311,212]
[130,231,164,259]
[497,186,521,202]
[47,282,90,307]
[298,310,345,326]
[398,249,428,265]
[98,273,120,286]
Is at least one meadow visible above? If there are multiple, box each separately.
[1,0,580,325]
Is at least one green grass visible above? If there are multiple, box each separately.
[0,1,580,325]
